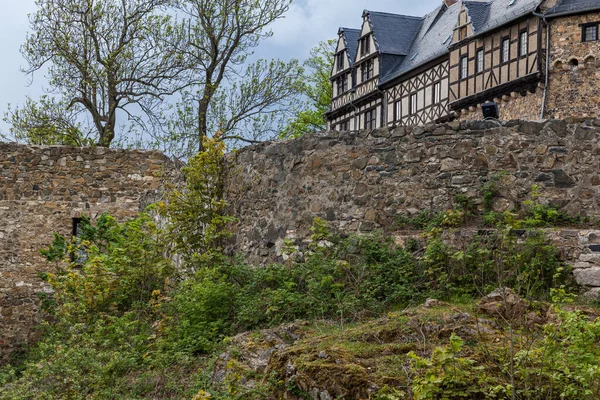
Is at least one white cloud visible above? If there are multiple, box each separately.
[259,0,442,60]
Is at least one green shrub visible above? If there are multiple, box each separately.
[409,334,507,400]
[168,268,236,354]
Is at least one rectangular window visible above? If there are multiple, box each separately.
[583,23,599,42]
[360,36,370,55]
[337,52,344,70]
[519,30,528,57]
[342,74,347,92]
[340,120,349,131]
[433,82,441,104]
[502,38,510,63]
[460,56,468,79]
[410,93,418,115]
[361,59,374,82]
[364,108,376,129]
[476,49,484,73]
[71,217,88,264]
[394,100,401,121]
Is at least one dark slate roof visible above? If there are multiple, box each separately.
[464,0,541,36]
[366,11,424,56]
[545,0,600,17]
[380,2,461,84]
[464,1,492,32]
[340,28,361,66]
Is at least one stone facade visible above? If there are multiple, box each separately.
[457,88,545,121]
[0,143,175,364]
[224,120,600,265]
[546,12,600,119]
[458,11,600,123]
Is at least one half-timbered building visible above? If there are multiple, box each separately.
[327,0,600,129]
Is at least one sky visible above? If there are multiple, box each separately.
[0,0,441,137]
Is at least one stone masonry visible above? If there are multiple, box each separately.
[547,11,600,120]
[224,119,600,293]
[0,143,175,364]
[6,118,600,363]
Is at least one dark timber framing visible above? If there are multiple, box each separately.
[448,15,543,111]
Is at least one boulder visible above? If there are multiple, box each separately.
[478,287,526,320]
[573,267,600,287]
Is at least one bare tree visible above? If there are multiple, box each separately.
[22,0,190,146]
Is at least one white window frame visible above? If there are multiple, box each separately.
[410,93,418,115]
[519,31,528,57]
[433,82,441,104]
[476,49,484,73]
[502,38,510,63]
[460,56,468,79]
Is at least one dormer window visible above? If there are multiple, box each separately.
[336,74,348,95]
[360,36,370,55]
[337,51,345,70]
[361,59,374,82]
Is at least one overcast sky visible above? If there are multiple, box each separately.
[0,0,441,136]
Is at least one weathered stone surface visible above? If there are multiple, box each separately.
[573,267,600,287]
[224,120,600,267]
[478,288,526,320]
[584,287,600,300]
[0,143,177,364]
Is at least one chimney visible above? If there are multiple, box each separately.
[444,0,460,6]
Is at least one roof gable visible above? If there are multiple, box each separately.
[463,0,541,36]
[381,1,461,83]
[464,1,492,32]
[340,28,361,66]
[365,10,424,56]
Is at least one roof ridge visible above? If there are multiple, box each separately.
[463,1,492,7]
[364,10,424,20]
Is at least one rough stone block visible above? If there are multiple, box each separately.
[573,267,600,287]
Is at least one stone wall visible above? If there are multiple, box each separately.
[546,12,600,120]
[0,143,175,364]
[224,119,600,266]
[457,88,545,121]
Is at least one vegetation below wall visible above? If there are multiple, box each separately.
[2,139,600,399]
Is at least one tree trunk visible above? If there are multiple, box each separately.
[197,97,209,152]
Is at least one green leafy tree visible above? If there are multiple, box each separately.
[281,39,336,139]
[167,0,302,152]
[160,136,235,269]
[2,95,93,146]
[20,0,189,147]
